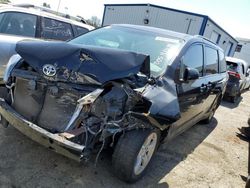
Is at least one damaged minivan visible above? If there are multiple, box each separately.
[0,24,228,182]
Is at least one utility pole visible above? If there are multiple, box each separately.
[57,0,61,13]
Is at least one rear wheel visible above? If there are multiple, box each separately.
[112,129,159,182]
[230,92,240,103]
[230,88,241,103]
[230,96,237,103]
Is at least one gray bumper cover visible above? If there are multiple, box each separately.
[0,99,85,162]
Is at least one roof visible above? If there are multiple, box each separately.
[0,5,94,30]
[236,37,250,43]
[113,24,192,40]
[104,3,237,43]
[226,57,247,64]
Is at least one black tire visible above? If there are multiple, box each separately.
[230,95,238,103]
[112,129,160,183]
[246,175,250,188]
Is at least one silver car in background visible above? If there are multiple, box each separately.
[0,4,93,84]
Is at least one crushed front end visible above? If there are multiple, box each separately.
[0,40,180,162]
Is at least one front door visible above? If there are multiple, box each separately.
[167,44,209,140]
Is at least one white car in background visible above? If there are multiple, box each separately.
[226,57,250,91]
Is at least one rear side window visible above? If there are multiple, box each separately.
[205,47,219,75]
[182,44,203,76]
[226,61,238,72]
[0,12,37,37]
[219,50,227,73]
[75,26,89,36]
[41,17,73,41]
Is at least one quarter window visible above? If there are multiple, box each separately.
[41,17,73,41]
[182,44,203,76]
[75,26,89,36]
[0,12,37,37]
[205,47,219,75]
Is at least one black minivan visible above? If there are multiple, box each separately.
[0,24,228,182]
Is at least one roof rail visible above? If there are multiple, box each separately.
[194,35,218,45]
[13,3,87,24]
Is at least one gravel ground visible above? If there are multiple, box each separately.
[0,91,249,188]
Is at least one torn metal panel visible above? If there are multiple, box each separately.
[141,77,181,121]
[65,89,104,131]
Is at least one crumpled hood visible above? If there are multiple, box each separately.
[15,40,150,84]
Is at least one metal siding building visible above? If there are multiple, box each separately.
[234,38,250,65]
[102,4,237,56]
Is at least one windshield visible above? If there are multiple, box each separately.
[70,26,184,77]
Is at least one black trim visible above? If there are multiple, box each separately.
[101,5,107,26]
[35,15,42,38]
[199,16,208,35]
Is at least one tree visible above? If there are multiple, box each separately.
[87,16,101,28]
[0,0,10,4]
[42,2,51,8]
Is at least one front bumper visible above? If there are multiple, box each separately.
[0,99,85,162]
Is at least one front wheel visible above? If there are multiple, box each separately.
[112,129,160,182]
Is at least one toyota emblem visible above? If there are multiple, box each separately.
[42,64,56,77]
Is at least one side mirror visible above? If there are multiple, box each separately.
[184,67,199,81]
[246,69,250,77]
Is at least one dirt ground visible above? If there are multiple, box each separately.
[0,92,249,188]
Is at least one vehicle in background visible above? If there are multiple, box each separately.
[224,57,250,103]
[0,4,93,40]
[0,4,94,84]
[0,25,228,182]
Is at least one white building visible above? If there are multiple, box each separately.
[102,4,237,56]
[234,38,250,65]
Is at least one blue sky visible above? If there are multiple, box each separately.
[11,0,250,39]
